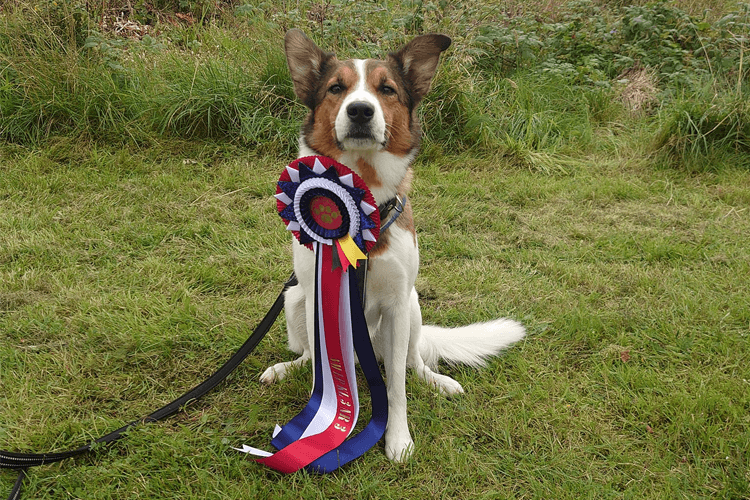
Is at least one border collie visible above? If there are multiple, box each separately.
[261,30,525,462]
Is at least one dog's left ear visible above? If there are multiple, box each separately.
[388,34,451,105]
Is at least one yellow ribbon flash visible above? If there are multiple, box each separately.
[336,234,367,269]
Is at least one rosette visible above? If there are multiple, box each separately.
[237,156,387,474]
[275,156,380,268]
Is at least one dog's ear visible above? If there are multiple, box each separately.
[285,29,335,108]
[388,34,451,105]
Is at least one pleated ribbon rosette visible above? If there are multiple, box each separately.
[235,156,387,473]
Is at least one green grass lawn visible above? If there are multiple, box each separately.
[2,1,750,498]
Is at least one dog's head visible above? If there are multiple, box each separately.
[284,30,451,159]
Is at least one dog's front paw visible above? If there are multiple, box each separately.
[259,363,287,384]
[385,430,414,463]
[260,355,310,384]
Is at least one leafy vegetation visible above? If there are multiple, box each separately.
[2,0,748,167]
[1,1,749,499]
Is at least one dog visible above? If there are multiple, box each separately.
[260,29,526,462]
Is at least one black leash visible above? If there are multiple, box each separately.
[1,273,297,500]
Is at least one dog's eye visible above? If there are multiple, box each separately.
[380,85,396,96]
[328,84,344,95]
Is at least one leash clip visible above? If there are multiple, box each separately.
[380,195,407,233]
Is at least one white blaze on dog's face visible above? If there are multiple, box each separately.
[334,59,389,151]
[284,30,451,191]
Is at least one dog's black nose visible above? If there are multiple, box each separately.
[346,102,374,124]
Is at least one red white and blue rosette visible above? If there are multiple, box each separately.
[276,156,380,269]
[235,156,387,474]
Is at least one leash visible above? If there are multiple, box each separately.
[1,273,298,500]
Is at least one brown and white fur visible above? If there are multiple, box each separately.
[260,30,525,462]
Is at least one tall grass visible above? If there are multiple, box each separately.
[1,7,302,153]
[654,84,750,170]
[3,0,748,170]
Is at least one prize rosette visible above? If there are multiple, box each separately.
[235,156,387,474]
[275,156,380,268]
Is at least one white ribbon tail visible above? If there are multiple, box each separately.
[233,444,273,457]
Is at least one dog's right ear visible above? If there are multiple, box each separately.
[285,29,335,108]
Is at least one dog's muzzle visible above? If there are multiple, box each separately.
[345,101,376,140]
[336,94,387,150]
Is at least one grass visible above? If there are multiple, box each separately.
[2,0,750,498]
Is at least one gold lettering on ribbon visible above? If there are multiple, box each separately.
[328,354,354,434]
[329,357,353,404]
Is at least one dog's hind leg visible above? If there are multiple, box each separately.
[407,289,464,396]
[260,284,311,384]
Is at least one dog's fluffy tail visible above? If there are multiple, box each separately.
[419,319,525,369]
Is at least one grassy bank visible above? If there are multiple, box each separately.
[2,1,749,498]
